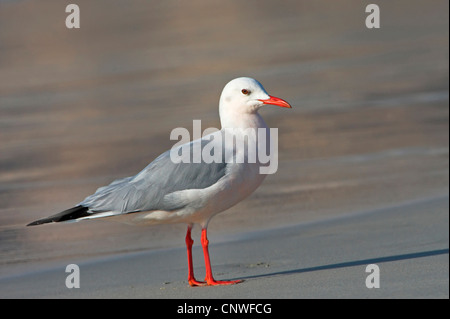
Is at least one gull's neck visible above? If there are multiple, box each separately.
[220,110,268,130]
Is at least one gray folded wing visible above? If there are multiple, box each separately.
[80,134,228,215]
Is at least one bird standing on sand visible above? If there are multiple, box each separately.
[28,77,292,286]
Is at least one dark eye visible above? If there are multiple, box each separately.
[241,89,251,95]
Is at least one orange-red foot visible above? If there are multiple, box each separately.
[188,278,207,287]
[206,279,242,286]
[188,278,242,286]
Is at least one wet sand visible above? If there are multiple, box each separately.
[1,194,448,298]
[0,0,448,298]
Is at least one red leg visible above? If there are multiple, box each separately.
[185,225,206,286]
[201,228,242,286]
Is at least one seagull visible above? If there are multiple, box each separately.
[27,77,292,286]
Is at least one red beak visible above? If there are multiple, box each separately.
[259,95,292,108]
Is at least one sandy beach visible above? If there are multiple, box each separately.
[0,0,448,298]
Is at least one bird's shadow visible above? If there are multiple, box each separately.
[237,248,449,281]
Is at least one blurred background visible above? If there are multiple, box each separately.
[0,0,448,276]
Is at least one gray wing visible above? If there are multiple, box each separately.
[80,133,228,214]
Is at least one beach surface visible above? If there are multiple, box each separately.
[0,0,448,298]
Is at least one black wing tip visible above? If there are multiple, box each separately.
[27,219,52,226]
[26,205,90,227]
